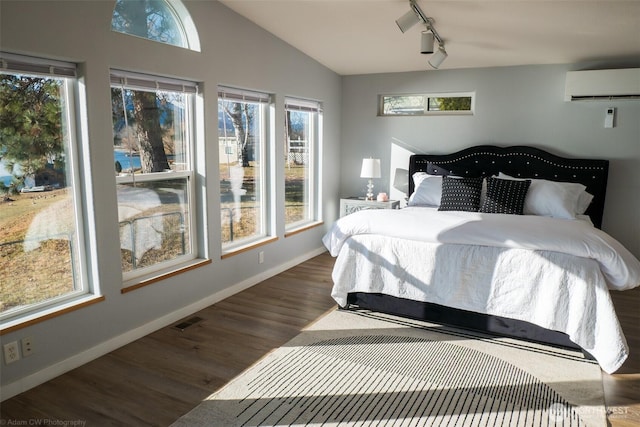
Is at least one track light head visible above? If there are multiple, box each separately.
[428,46,448,69]
[420,31,434,54]
[396,9,420,33]
[397,0,449,69]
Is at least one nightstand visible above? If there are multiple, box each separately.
[339,197,400,217]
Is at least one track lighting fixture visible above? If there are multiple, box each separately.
[428,46,448,69]
[396,0,448,69]
[420,31,434,54]
[396,9,420,33]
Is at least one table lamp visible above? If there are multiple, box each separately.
[360,158,381,200]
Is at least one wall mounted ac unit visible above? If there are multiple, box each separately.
[564,68,640,101]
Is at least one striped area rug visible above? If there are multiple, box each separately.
[172,310,606,426]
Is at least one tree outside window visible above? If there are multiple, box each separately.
[112,0,186,48]
[111,74,196,276]
[380,93,474,115]
[1,67,87,318]
[218,87,268,247]
[284,98,320,229]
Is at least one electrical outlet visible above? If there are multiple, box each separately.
[259,251,264,264]
[21,337,34,357]
[3,341,20,364]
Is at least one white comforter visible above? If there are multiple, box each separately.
[323,207,640,373]
[324,207,640,291]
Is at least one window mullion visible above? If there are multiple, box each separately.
[112,75,197,280]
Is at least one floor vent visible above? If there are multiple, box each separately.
[174,316,203,331]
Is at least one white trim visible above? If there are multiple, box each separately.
[284,102,320,230]
[0,248,328,401]
[0,68,93,325]
[379,92,475,116]
[110,0,200,53]
[0,51,76,77]
[0,295,101,336]
[115,170,191,184]
[218,86,271,104]
[218,90,271,249]
[168,0,201,52]
[285,97,322,112]
[111,79,198,282]
[110,69,198,93]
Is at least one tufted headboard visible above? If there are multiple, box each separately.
[408,145,609,228]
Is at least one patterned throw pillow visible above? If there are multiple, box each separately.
[438,176,484,212]
[480,176,531,215]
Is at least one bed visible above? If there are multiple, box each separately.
[323,145,640,373]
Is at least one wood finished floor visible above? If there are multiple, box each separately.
[1,252,639,426]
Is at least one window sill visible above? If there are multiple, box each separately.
[221,236,278,259]
[285,221,324,238]
[0,295,106,335]
[121,258,212,294]
[378,110,474,117]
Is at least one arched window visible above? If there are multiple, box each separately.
[111,0,200,52]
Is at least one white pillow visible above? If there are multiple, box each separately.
[576,191,594,215]
[408,172,442,207]
[498,172,592,219]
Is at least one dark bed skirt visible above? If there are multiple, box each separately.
[345,292,581,350]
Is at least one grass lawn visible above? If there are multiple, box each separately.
[1,164,311,313]
[1,189,76,312]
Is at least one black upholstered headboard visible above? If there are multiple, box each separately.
[408,145,609,228]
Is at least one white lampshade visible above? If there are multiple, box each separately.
[428,47,448,69]
[360,158,381,179]
[395,9,420,33]
[420,31,434,54]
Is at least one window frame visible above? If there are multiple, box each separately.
[218,86,273,253]
[110,69,199,283]
[284,97,322,232]
[0,52,93,323]
[111,0,201,52]
[378,92,475,116]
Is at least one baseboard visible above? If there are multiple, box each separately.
[1,247,328,401]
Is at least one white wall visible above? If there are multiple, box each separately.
[2,0,638,399]
[0,0,341,395]
[340,63,640,258]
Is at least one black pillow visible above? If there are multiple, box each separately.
[438,176,483,212]
[480,176,531,215]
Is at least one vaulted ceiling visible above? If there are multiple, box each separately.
[219,0,640,75]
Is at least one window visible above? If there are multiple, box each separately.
[111,70,198,281]
[0,53,91,321]
[379,93,474,116]
[284,97,321,230]
[218,87,271,250]
[111,0,200,51]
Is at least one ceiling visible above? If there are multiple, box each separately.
[219,0,640,76]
